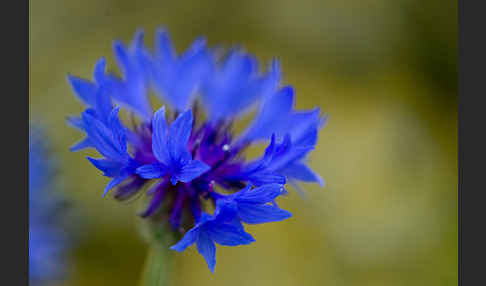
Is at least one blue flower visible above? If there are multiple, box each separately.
[170,200,255,272]
[67,28,326,272]
[29,126,71,285]
[218,183,292,224]
[135,107,210,185]
[171,184,290,271]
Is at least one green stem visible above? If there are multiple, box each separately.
[136,200,177,286]
[138,242,173,286]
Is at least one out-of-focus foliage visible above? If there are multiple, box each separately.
[30,0,456,285]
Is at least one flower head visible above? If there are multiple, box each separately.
[67,28,326,272]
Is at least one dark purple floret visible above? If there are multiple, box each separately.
[114,107,273,232]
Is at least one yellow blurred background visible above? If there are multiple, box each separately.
[29,0,457,285]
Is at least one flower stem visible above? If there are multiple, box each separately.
[138,241,173,286]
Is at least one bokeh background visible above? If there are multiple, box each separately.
[29,0,457,285]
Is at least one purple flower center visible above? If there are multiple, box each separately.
[123,107,252,231]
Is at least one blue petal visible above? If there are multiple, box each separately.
[237,203,292,224]
[285,109,321,145]
[258,134,277,169]
[66,116,85,131]
[201,50,272,120]
[183,37,209,61]
[177,160,210,183]
[233,129,322,188]
[167,47,210,110]
[274,146,315,171]
[82,112,124,160]
[240,130,323,188]
[67,75,96,106]
[132,30,151,65]
[107,78,152,121]
[94,84,113,123]
[151,29,211,110]
[267,136,315,172]
[136,163,167,179]
[206,224,255,246]
[68,57,110,114]
[103,174,129,197]
[151,106,171,164]
[260,59,282,97]
[280,162,324,186]
[239,87,322,143]
[212,200,239,225]
[170,228,198,252]
[110,33,152,120]
[168,110,193,162]
[93,57,107,84]
[196,232,216,273]
[235,135,276,176]
[247,171,286,186]
[241,86,294,142]
[69,137,92,152]
[87,157,124,177]
[108,107,127,154]
[155,28,176,65]
[113,40,132,76]
[294,126,319,149]
[233,183,286,204]
[225,135,281,184]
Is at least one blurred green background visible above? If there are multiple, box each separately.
[29,0,457,285]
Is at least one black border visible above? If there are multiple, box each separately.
[459,0,486,285]
[5,0,28,284]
